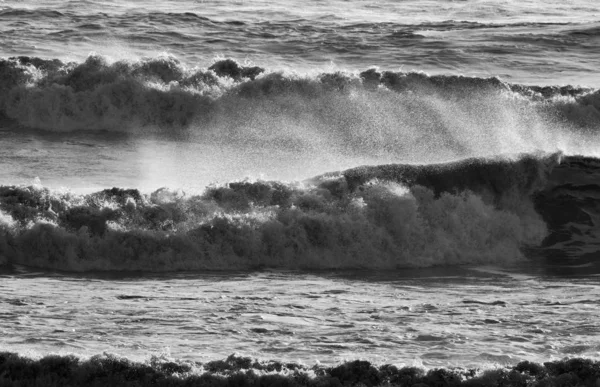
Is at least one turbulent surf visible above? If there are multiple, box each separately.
[2,0,600,380]
[1,55,599,271]
[0,151,599,271]
[1,55,599,141]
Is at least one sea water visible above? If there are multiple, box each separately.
[2,268,600,369]
[1,0,600,381]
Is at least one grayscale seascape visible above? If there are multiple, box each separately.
[1,0,600,385]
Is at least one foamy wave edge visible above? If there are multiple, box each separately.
[2,351,599,387]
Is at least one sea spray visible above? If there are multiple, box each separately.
[1,56,598,161]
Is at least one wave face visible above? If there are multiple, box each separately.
[1,152,596,272]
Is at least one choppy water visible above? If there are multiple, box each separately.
[2,0,600,85]
[1,0,600,378]
[2,268,600,368]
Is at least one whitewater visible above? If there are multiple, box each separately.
[1,0,600,385]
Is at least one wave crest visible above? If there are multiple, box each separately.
[0,55,598,131]
[0,154,561,272]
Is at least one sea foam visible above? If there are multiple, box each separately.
[1,55,598,136]
[1,153,580,272]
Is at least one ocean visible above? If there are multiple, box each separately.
[1,0,600,385]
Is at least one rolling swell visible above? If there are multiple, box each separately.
[2,152,592,272]
[0,55,599,157]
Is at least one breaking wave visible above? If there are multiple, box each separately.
[1,55,600,271]
[1,152,597,272]
[2,352,600,387]
[1,55,599,148]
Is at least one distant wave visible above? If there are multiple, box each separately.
[1,152,597,272]
[0,8,65,18]
[0,55,598,132]
[2,351,599,387]
[1,55,599,165]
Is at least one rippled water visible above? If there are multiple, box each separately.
[2,267,599,367]
[1,0,599,84]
